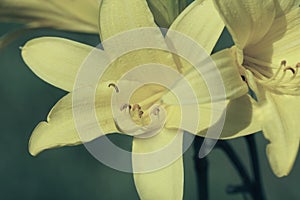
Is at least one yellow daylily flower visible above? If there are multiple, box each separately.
[21,0,262,199]
[213,0,300,177]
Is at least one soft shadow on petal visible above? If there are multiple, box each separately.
[274,0,300,18]
[246,8,300,66]
[213,94,262,139]
[213,0,275,49]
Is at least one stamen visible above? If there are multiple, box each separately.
[120,103,131,111]
[269,60,286,81]
[253,60,300,95]
[152,107,160,115]
[132,104,141,111]
[284,67,296,74]
[108,83,119,93]
[138,110,144,118]
[281,60,287,66]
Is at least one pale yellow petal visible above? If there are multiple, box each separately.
[165,94,262,139]
[99,0,157,41]
[262,92,300,177]
[98,0,185,75]
[132,128,183,200]
[162,48,249,105]
[245,7,300,66]
[29,85,118,156]
[22,37,106,92]
[169,0,224,54]
[0,0,99,33]
[213,0,275,49]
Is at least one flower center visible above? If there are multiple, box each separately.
[243,56,300,95]
[109,83,167,136]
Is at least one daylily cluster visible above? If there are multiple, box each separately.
[1,0,300,199]
[19,0,260,199]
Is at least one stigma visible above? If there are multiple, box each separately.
[108,83,119,93]
[113,102,166,135]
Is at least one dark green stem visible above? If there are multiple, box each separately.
[194,136,209,200]
[193,135,266,200]
[245,134,266,200]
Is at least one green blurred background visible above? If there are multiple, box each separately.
[0,23,300,200]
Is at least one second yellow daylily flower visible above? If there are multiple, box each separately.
[21,0,262,199]
[213,0,300,177]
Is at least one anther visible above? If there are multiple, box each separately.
[138,110,144,118]
[152,107,160,115]
[120,103,130,111]
[108,83,119,93]
[296,63,300,68]
[281,60,287,66]
[132,104,141,111]
[284,67,296,74]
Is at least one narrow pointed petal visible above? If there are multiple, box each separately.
[132,128,183,200]
[29,86,118,156]
[213,0,276,49]
[0,0,99,33]
[98,0,184,73]
[22,37,106,92]
[165,94,262,139]
[169,0,224,54]
[246,7,300,66]
[262,92,300,177]
[99,0,158,41]
[162,48,249,105]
